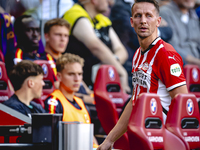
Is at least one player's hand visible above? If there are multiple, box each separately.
[96,141,113,150]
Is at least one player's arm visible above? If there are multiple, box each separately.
[73,18,130,93]
[97,99,133,150]
[75,92,94,104]
[73,18,126,74]
[168,85,188,99]
[109,27,128,64]
[185,55,200,67]
[81,81,93,95]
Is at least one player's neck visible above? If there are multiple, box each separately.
[59,83,74,102]
[20,46,38,55]
[179,8,189,14]
[139,33,158,52]
[15,89,33,106]
[84,3,98,19]
[45,46,61,60]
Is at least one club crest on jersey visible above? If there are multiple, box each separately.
[108,67,115,81]
[192,68,199,82]
[0,67,2,79]
[42,64,48,78]
[47,98,58,106]
[170,63,182,77]
[150,98,157,115]
[141,62,149,71]
[186,99,194,115]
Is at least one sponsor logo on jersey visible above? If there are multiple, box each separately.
[42,64,48,78]
[184,136,200,142]
[48,98,58,106]
[132,70,149,88]
[168,55,176,61]
[186,99,194,115]
[192,68,199,82]
[108,67,115,81]
[0,67,2,79]
[170,63,182,77]
[150,98,157,115]
[148,136,163,142]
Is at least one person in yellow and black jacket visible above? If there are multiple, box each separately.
[44,53,98,148]
[63,0,130,94]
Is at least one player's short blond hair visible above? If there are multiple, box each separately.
[56,53,84,72]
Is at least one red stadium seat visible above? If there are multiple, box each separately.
[94,65,130,150]
[127,93,188,150]
[33,60,56,107]
[165,93,200,150]
[0,61,14,103]
[183,64,200,101]
[94,65,130,115]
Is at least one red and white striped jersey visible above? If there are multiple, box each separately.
[132,37,186,112]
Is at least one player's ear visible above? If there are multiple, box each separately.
[130,17,134,27]
[27,78,34,88]
[44,33,49,42]
[56,72,62,82]
[91,0,96,5]
[156,16,161,27]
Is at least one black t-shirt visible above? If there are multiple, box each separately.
[3,94,46,118]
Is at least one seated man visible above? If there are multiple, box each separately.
[44,53,98,148]
[3,60,46,118]
[41,18,70,61]
[41,18,94,104]
[63,0,130,93]
[40,18,70,88]
[160,0,200,66]
[5,14,57,83]
[5,15,41,74]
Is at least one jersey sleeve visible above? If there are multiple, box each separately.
[44,95,63,114]
[157,49,186,91]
